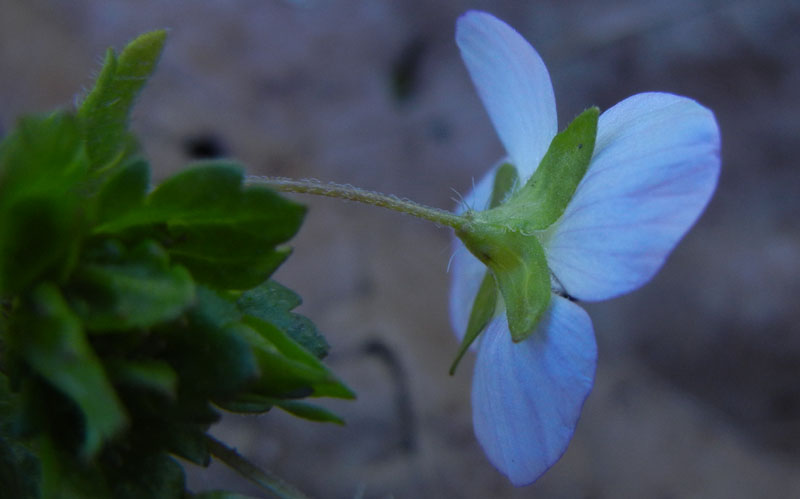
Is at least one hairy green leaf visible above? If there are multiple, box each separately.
[238,280,328,358]
[241,317,354,400]
[68,240,194,331]
[94,162,306,289]
[0,112,88,295]
[95,158,150,224]
[12,285,128,457]
[79,31,167,170]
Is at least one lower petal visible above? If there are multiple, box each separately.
[471,296,597,486]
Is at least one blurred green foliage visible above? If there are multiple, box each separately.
[0,30,350,498]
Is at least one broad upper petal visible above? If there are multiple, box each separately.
[456,11,557,179]
[472,296,597,486]
[545,92,720,302]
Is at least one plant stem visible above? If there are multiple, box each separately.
[247,176,467,230]
[205,435,309,499]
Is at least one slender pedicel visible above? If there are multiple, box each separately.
[247,176,469,231]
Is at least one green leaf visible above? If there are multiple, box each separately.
[11,284,128,457]
[272,400,345,425]
[94,162,306,289]
[164,287,259,398]
[241,316,354,400]
[95,158,150,224]
[219,394,344,424]
[477,107,598,232]
[456,226,550,343]
[192,492,258,499]
[37,435,112,499]
[237,280,329,358]
[0,112,88,295]
[0,435,40,499]
[68,240,194,331]
[79,30,167,170]
[105,359,177,398]
[105,451,185,499]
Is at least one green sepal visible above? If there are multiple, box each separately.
[79,30,167,170]
[237,280,329,358]
[457,226,550,343]
[11,284,127,458]
[488,162,519,208]
[476,107,598,232]
[67,240,195,332]
[449,162,518,373]
[449,272,497,375]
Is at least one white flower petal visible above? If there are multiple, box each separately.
[545,92,720,302]
[449,166,497,340]
[472,296,596,486]
[456,10,557,179]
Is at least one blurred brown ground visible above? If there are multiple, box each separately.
[2,0,799,497]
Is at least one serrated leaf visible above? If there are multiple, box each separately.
[105,359,177,398]
[95,157,150,224]
[0,112,88,295]
[477,107,598,232]
[94,162,306,289]
[238,280,329,358]
[0,435,40,499]
[105,451,185,499]
[37,435,112,499]
[68,240,194,331]
[273,400,344,425]
[163,287,258,398]
[192,492,258,499]
[159,424,210,466]
[79,31,167,170]
[12,284,127,457]
[242,316,354,400]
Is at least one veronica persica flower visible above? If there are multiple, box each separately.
[448,11,720,486]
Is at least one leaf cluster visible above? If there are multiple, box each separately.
[0,31,350,498]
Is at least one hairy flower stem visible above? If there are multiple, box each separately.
[247,176,468,230]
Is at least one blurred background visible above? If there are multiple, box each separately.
[2,0,799,497]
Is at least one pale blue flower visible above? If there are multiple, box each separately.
[449,11,720,485]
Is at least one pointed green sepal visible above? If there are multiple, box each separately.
[489,162,519,207]
[450,162,523,372]
[79,30,167,170]
[476,107,599,232]
[457,225,550,342]
[449,272,497,374]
